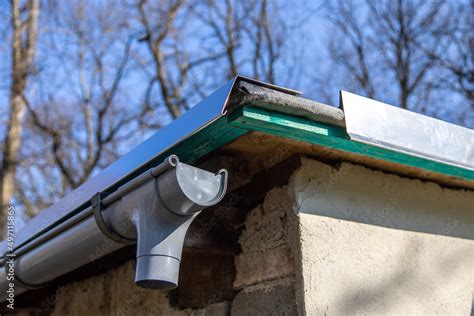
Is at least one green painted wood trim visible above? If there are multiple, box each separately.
[162,116,248,164]
[228,105,474,181]
[109,116,248,194]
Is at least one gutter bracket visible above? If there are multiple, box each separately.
[91,192,135,245]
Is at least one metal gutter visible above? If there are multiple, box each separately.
[1,76,472,303]
[1,155,228,300]
[0,76,340,259]
[0,79,233,258]
[0,76,310,303]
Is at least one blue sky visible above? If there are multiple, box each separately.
[0,0,472,229]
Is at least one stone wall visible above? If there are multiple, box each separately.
[232,187,299,315]
[51,260,230,316]
[49,183,300,315]
[48,156,473,315]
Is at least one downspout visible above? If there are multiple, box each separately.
[0,155,227,299]
[0,76,341,302]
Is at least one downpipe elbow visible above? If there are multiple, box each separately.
[104,156,228,290]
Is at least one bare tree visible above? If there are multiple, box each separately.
[0,0,39,235]
[15,0,146,216]
[136,0,188,119]
[4,0,306,220]
[325,1,376,100]
[323,0,454,113]
[422,0,473,125]
[195,0,287,83]
[135,0,291,120]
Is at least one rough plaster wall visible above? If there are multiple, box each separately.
[290,158,474,315]
[49,156,473,315]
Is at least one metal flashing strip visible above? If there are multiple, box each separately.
[0,78,234,257]
[341,91,474,171]
[1,76,298,258]
[228,106,474,183]
[235,76,302,96]
[4,79,473,259]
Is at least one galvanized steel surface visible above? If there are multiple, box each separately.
[341,91,474,171]
[0,79,234,256]
[0,76,300,258]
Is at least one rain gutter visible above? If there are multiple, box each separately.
[0,76,472,302]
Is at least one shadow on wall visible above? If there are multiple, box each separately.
[471,297,474,316]
[294,161,474,241]
[338,238,472,314]
[291,159,474,314]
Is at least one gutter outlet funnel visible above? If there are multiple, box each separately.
[111,156,228,290]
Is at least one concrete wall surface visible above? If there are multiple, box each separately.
[45,156,473,316]
[290,158,474,315]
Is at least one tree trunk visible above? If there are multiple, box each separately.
[0,0,39,237]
